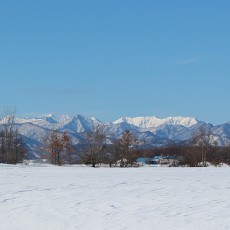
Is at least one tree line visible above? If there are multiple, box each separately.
[43,125,140,167]
[0,110,27,164]
[138,126,230,167]
[43,124,230,167]
[0,109,140,167]
[1,110,230,167]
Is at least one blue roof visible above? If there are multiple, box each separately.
[136,156,175,163]
[152,156,175,160]
[136,157,151,163]
[152,156,162,160]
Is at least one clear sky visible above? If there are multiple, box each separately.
[0,0,230,124]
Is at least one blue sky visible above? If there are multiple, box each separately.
[0,0,230,124]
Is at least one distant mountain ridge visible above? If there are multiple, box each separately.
[1,114,230,158]
[113,116,198,129]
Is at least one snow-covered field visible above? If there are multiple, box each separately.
[1,165,230,230]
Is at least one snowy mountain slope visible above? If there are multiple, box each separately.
[59,115,102,133]
[211,123,230,146]
[1,114,230,158]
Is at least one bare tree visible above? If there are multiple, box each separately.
[192,126,213,167]
[62,132,74,164]
[115,130,139,167]
[103,140,122,167]
[43,130,73,165]
[0,108,28,164]
[80,124,107,167]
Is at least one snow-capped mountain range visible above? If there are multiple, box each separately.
[113,116,198,128]
[1,114,230,157]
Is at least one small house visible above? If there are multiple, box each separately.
[136,155,180,166]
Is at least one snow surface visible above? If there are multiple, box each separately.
[1,165,230,230]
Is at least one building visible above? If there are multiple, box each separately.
[136,155,179,166]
